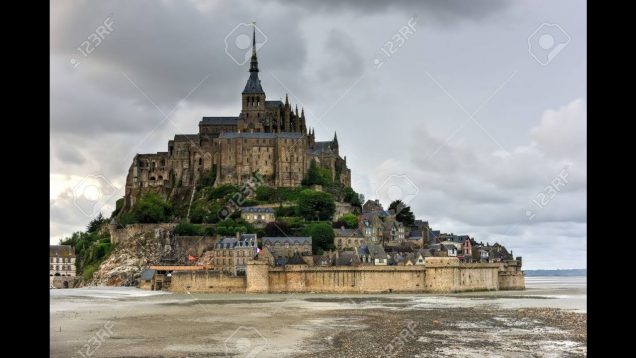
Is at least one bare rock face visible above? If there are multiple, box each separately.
[88,228,173,287]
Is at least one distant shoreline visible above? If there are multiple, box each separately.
[524,269,587,277]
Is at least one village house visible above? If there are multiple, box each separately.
[50,245,76,277]
[199,233,258,275]
[382,216,406,245]
[262,236,312,259]
[362,199,384,213]
[334,226,366,249]
[356,243,388,265]
[240,207,275,227]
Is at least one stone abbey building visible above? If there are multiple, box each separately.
[124,28,351,209]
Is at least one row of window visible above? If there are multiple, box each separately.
[50,257,72,263]
[213,249,253,257]
[50,265,73,271]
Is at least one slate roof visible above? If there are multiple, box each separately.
[336,251,357,266]
[50,245,75,258]
[443,244,457,251]
[366,244,387,258]
[241,207,275,213]
[287,253,307,265]
[173,134,200,142]
[262,237,312,245]
[141,269,156,281]
[200,117,238,125]
[219,132,304,139]
[243,72,264,94]
[333,227,363,237]
[265,100,283,108]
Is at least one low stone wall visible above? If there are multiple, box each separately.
[267,265,427,293]
[109,223,177,244]
[170,270,246,293]
[171,257,524,294]
[51,276,81,289]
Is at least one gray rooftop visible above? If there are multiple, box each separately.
[174,134,200,142]
[265,100,283,108]
[219,132,304,139]
[311,141,336,155]
[50,245,75,258]
[141,269,156,281]
[200,117,238,125]
[333,227,362,237]
[243,72,264,94]
[262,237,312,245]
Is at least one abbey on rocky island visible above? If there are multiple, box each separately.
[124,27,351,210]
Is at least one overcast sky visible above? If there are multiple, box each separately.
[50,0,586,270]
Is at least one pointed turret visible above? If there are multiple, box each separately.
[300,107,306,134]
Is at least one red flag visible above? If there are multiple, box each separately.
[188,255,196,261]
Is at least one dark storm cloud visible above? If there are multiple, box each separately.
[316,29,364,87]
[266,0,509,21]
[52,0,307,113]
[55,143,86,165]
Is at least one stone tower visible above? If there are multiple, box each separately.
[239,23,266,133]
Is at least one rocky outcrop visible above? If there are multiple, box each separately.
[88,227,218,287]
[89,228,172,286]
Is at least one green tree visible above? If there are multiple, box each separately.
[297,189,336,221]
[335,213,358,229]
[86,213,107,233]
[388,200,415,226]
[304,222,335,254]
[255,186,275,201]
[343,187,362,207]
[173,221,202,236]
[131,192,172,223]
[302,159,332,186]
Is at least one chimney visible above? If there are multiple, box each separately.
[236,231,240,240]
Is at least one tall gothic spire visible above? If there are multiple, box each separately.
[242,22,264,94]
[249,22,259,73]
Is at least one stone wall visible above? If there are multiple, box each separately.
[109,223,177,244]
[498,263,525,290]
[267,265,427,293]
[169,257,524,294]
[51,276,81,289]
[170,270,246,293]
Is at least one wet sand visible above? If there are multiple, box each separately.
[50,277,586,357]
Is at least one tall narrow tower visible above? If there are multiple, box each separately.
[239,23,266,132]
